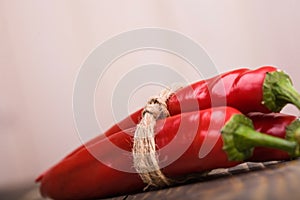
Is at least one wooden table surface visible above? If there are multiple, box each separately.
[9,158,300,200]
[107,159,300,200]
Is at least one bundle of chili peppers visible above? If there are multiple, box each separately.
[36,66,300,200]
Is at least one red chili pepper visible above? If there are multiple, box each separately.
[36,107,300,200]
[61,66,300,159]
[247,112,298,162]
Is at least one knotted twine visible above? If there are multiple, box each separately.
[132,88,176,189]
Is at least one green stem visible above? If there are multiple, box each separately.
[221,114,299,161]
[285,119,300,156]
[235,126,297,154]
[263,70,300,112]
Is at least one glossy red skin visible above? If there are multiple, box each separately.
[248,112,296,162]
[37,107,294,200]
[55,66,277,161]
[168,66,276,115]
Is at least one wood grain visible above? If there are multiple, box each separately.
[105,159,300,200]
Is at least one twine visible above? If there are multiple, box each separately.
[132,88,175,189]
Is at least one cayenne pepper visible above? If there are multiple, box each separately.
[36,107,300,200]
[60,66,300,158]
[248,112,300,162]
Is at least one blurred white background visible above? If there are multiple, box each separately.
[1,0,300,191]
